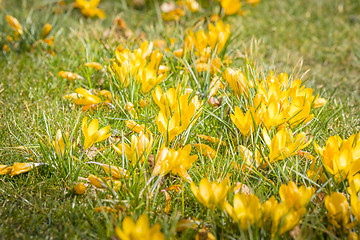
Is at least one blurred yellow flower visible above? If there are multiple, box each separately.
[161,8,184,22]
[190,178,229,210]
[219,0,242,15]
[74,0,106,19]
[0,165,12,175]
[6,15,23,35]
[115,214,165,240]
[224,193,261,230]
[74,182,86,194]
[58,71,83,81]
[351,194,360,222]
[84,62,102,70]
[271,203,303,236]
[325,192,351,230]
[279,181,314,212]
[40,23,52,39]
[82,117,111,150]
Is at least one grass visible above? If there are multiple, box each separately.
[1,0,360,239]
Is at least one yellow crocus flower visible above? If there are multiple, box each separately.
[279,181,314,212]
[271,203,302,236]
[224,193,262,230]
[82,117,111,150]
[263,128,311,163]
[190,178,229,210]
[115,214,165,240]
[219,0,242,15]
[53,129,66,156]
[325,192,351,230]
[230,106,261,136]
[152,145,198,182]
[223,68,252,97]
[351,194,360,222]
[113,131,153,165]
[10,162,43,177]
[6,15,23,35]
[314,133,360,181]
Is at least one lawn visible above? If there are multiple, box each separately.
[1,0,360,239]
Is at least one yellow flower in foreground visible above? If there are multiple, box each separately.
[6,15,23,35]
[279,181,314,212]
[58,71,83,81]
[271,203,303,236]
[314,133,360,181]
[113,131,153,165]
[152,145,198,182]
[40,23,52,39]
[191,178,229,210]
[84,62,102,70]
[82,117,111,150]
[224,193,261,230]
[263,128,311,163]
[325,192,351,230]
[10,162,43,177]
[115,214,165,240]
[74,182,86,194]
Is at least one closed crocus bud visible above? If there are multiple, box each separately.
[140,99,146,108]
[40,23,52,39]
[74,182,86,194]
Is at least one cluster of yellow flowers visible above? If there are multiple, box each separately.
[3,15,54,53]
[191,179,314,236]
[6,0,360,238]
[109,41,168,94]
